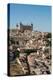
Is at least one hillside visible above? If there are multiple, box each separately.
[8,29,51,76]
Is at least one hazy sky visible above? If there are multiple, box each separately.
[9,4,51,32]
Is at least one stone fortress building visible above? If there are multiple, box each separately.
[16,22,33,32]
